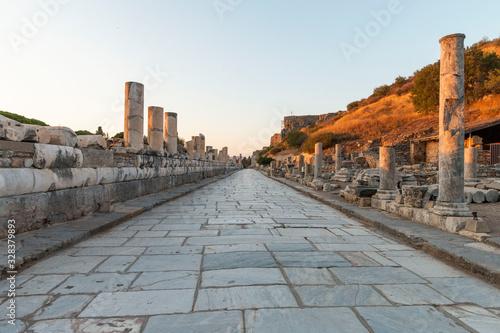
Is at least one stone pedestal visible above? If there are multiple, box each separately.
[335,144,342,173]
[124,82,144,150]
[147,106,164,151]
[373,146,399,200]
[430,33,472,232]
[164,112,178,153]
[314,142,322,180]
[464,147,478,182]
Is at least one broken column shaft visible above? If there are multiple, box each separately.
[147,106,164,151]
[164,112,178,153]
[314,142,322,179]
[124,82,144,150]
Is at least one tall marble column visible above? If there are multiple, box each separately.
[430,33,472,232]
[124,82,144,150]
[314,142,322,179]
[374,146,399,200]
[464,147,478,182]
[335,144,342,173]
[164,112,178,153]
[147,106,163,151]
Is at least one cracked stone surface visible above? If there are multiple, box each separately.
[3,170,500,332]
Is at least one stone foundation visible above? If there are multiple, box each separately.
[0,145,239,237]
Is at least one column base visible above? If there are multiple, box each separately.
[429,202,472,233]
[430,202,472,217]
[371,197,391,210]
[373,189,399,201]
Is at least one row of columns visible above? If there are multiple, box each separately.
[374,34,474,231]
[124,82,178,153]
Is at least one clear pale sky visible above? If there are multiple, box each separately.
[1,0,499,156]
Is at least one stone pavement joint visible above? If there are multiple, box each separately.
[2,169,500,332]
[269,172,500,286]
[0,171,238,276]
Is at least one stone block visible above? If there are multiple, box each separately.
[412,208,430,224]
[0,115,47,142]
[358,197,371,207]
[81,148,114,168]
[464,219,490,233]
[371,197,388,210]
[33,144,83,169]
[402,186,428,208]
[99,200,115,213]
[39,126,78,147]
[0,141,35,153]
[343,192,358,204]
[399,206,414,219]
[444,216,470,233]
[77,135,107,149]
[386,201,402,215]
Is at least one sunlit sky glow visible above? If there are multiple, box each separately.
[1,0,499,156]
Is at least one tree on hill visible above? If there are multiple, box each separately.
[0,111,49,126]
[411,45,500,113]
[257,156,273,165]
[112,132,124,139]
[285,129,307,148]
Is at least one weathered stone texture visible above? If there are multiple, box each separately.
[148,106,164,151]
[124,82,144,150]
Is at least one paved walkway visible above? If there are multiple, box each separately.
[2,169,500,332]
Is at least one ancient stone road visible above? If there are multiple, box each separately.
[2,169,500,332]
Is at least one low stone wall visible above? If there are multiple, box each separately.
[0,142,240,237]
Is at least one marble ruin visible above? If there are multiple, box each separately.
[0,81,242,237]
[124,81,144,150]
[164,112,178,153]
[260,33,498,236]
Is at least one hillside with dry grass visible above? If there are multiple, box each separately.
[265,37,500,158]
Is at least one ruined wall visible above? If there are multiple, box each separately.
[426,141,439,163]
[0,142,240,237]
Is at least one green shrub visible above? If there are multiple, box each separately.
[372,84,390,97]
[346,101,360,111]
[285,129,307,148]
[410,61,440,114]
[75,130,93,135]
[177,137,185,145]
[302,132,357,153]
[0,111,49,126]
[411,46,500,114]
[112,132,124,139]
[257,156,273,165]
[268,144,284,155]
[394,76,407,88]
